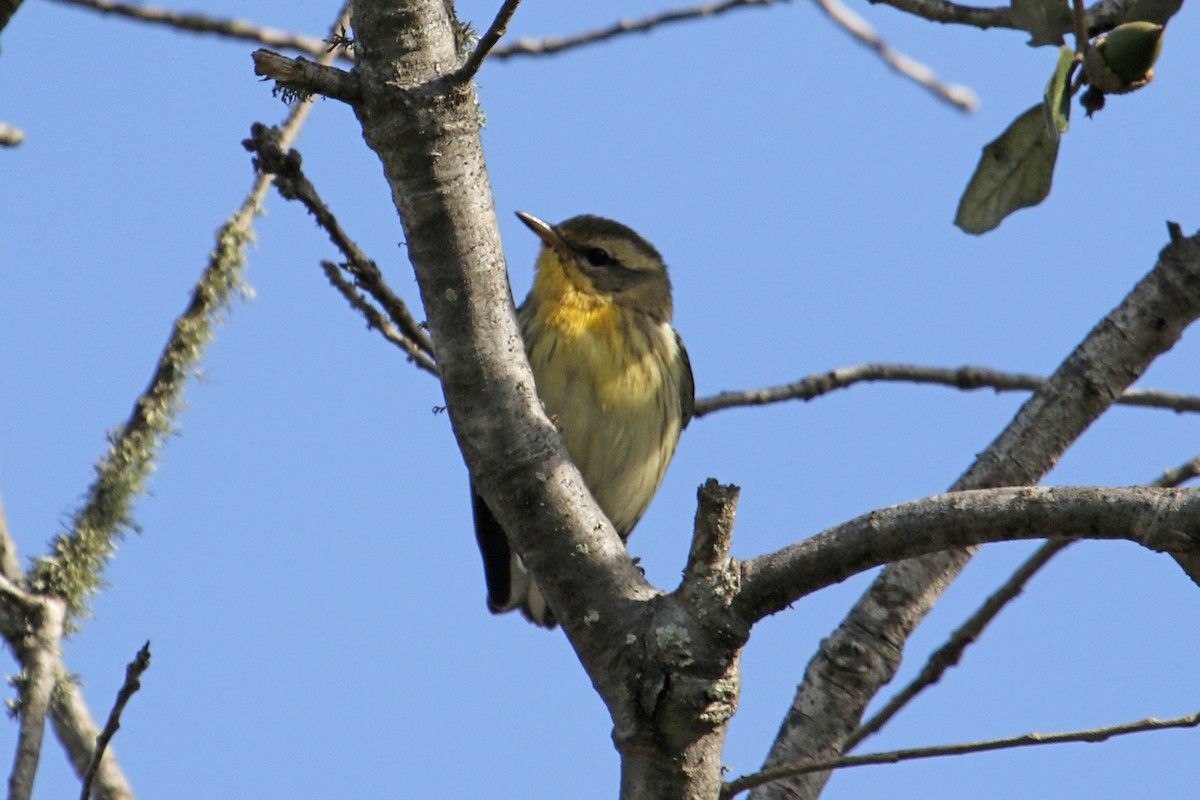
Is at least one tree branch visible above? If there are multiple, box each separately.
[694,362,1200,418]
[738,485,1200,617]
[681,480,741,589]
[840,452,1200,753]
[492,0,785,58]
[79,643,150,800]
[252,50,362,105]
[26,5,349,623]
[865,0,1132,33]
[50,666,134,800]
[49,0,347,62]
[7,597,66,800]
[812,0,978,111]
[454,0,523,83]
[725,709,1200,797]
[748,226,1200,800]
[319,261,439,372]
[243,124,437,372]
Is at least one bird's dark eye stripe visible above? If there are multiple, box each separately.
[583,247,612,267]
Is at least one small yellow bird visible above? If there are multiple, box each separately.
[472,211,694,628]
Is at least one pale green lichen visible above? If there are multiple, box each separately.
[654,623,695,668]
[29,210,257,626]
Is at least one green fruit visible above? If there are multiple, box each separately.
[1103,22,1164,82]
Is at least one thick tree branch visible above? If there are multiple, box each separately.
[725,709,1200,797]
[694,362,1200,418]
[840,453,1200,753]
[736,485,1199,618]
[7,597,65,800]
[749,226,1200,800]
[347,5,747,798]
[842,539,1068,750]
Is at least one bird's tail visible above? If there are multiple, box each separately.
[472,486,558,628]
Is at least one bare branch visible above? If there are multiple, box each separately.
[252,49,362,105]
[811,0,978,111]
[455,0,523,82]
[80,643,150,800]
[694,362,1200,418]
[725,709,1200,797]
[8,598,66,800]
[320,262,439,374]
[841,452,1200,752]
[748,225,1200,800]
[737,485,1200,618]
[0,493,22,584]
[682,480,741,587]
[867,0,1133,33]
[50,669,134,800]
[49,0,348,62]
[846,539,1070,751]
[493,0,785,58]
[243,124,437,371]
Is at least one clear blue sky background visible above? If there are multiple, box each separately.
[3,1,1199,797]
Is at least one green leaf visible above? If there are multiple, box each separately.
[1043,45,1075,134]
[1126,0,1183,25]
[1010,0,1072,46]
[954,105,1060,235]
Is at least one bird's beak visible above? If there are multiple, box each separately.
[515,211,565,252]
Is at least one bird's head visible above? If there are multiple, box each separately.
[516,211,674,321]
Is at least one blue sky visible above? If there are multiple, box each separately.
[2,1,1199,797]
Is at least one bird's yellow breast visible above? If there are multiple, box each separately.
[519,249,687,536]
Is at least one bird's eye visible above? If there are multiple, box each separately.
[583,247,612,267]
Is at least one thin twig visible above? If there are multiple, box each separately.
[79,643,151,800]
[455,0,523,82]
[722,710,1200,797]
[320,261,439,374]
[48,0,348,62]
[1071,0,1091,54]
[693,362,1200,419]
[49,664,134,800]
[243,124,437,371]
[840,453,1200,752]
[493,0,785,58]
[811,0,977,112]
